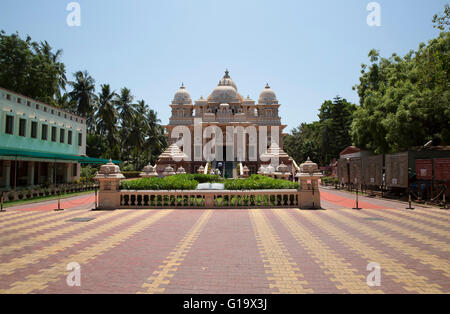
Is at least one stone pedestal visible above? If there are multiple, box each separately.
[94,160,125,210]
[296,157,323,209]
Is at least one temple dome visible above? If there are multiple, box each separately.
[207,70,242,103]
[218,70,237,90]
[258,83,278,104]
[172,84,192,105]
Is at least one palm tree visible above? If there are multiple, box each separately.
[115,87,136,156]
[55,92,76,112]
[68,71,97,131]
[96,84,118,147]
[127,100,148,168]
[145,109,167,165]
[116,87,135,124]
[37,41,67,94]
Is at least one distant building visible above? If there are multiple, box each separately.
[155,70,295,178]
[0,87,116,190]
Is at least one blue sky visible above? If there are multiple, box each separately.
[0,0,447,131]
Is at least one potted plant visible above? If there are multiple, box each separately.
[8,191,15,202]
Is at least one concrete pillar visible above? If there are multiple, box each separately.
[28,162,35,186]
[75,163,80,181]
[65,163,72,183]
[48,164,54,184]
[4,161,11,189]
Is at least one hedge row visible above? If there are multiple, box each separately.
[224,175,299,190]
[120,174,298,191]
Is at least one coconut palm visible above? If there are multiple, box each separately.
[37,41,67,92]
[96,84,118,146]
[68,70,97,131]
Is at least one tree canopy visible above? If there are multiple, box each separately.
[0,30,167,171]
[284,97,356,166]
[352,31,450,153]
[285,5,449,164]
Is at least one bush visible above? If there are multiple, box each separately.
[224,175,299,190]
[120,174,298,191]
[121,176,198,191]
[8,192,15,201]
[181,174,224,184]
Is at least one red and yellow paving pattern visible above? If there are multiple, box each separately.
[0,189,449,294]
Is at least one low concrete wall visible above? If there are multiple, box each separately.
[100,189,304,210]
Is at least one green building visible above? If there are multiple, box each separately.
[0,87,111,190]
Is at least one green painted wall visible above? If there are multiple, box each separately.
[0,88,86,156]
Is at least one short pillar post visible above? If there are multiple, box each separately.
[94,160,124,210]
[296,157,322,209]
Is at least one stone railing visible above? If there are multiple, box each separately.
[116,189,300,209]
[95,159,322,210]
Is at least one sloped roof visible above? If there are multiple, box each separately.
[157,143,188,162]
[260,143,290,160]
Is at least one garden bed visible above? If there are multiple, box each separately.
[120,174,299,191]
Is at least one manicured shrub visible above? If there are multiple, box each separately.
[224,175,299,190]
[121,174,298,190]
[121,176,198,191]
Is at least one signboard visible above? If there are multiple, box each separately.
[385,152,408,188]
[364,155,383,186]
[415,159,433,180]
[434,158,450,181]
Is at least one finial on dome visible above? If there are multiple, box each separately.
[180,82,185,89]
[265,83,270,89]
[224,69,230,78]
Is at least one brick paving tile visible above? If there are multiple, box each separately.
[0,190,448,294]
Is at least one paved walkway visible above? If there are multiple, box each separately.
[0,190,448,294]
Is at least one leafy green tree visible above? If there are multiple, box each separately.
[318,96,356,163]
[433,4,450,31]
[284,97,355,166]
[0,31,64,104]
[284,122,321,165]
[352,32,450,153]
